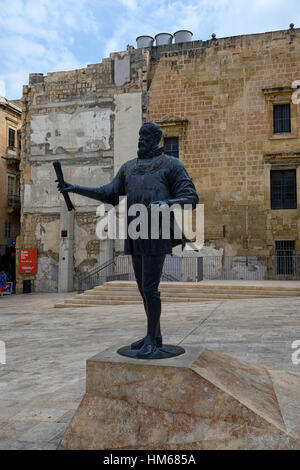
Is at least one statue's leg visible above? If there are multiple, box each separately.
[130,255,162,349]
[137,254,166,357]
[131,255,148,348]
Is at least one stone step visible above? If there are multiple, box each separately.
[55,279,300,308]
[84,288,300,298]
[58,293,294,308]
[55,300,144,308]
[98,281,300,293]
[55,301,211,308]
[55,303,95,308]
[77,293,297,302]
[64,297,141,304]
[63,297,212,305]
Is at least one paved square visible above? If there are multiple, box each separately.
[1,291,300,449]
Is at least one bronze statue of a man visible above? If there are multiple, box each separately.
[58,122,198,358]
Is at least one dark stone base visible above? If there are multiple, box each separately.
[117,344,185,360]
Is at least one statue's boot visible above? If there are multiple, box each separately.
[137,290,161,357]
[131,334,162,350]
[131,290,162,349]
[136,335,156,357]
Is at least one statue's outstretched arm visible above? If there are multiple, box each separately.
[57,167,125,207]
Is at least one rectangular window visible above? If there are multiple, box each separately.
[7,175,15,196]
[8,128,15,147]
[270,169,297,210]
[164,137,179,158]
[4,221,11,239]
[273,104,291,133]
[275,240,296,275]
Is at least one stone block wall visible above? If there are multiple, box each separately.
[147,28,300,257]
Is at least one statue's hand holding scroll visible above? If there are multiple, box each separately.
[53,160,74,211]
[56,180,76,194]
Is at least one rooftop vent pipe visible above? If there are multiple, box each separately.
[174,30,193,43]
[155,32,173,46]
[136,35,154,48]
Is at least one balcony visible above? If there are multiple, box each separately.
[4,148,21,167]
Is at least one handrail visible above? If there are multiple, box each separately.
[77,258,115,292]
[79,258,115,281]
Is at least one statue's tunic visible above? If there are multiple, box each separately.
[73,154,199,255]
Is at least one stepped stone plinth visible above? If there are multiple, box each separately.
[58,346,300,450]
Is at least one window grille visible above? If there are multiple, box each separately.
[275,240,296,275]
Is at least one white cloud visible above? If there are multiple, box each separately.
[104,38,121,57]
[24,0,47,24]
[119,0,137,10]
[65,12,77,29]
[0,0,100,98]
[0,0,299,99]
[104,0,299,55]
[0,79,6,97]
[0,37,46,57]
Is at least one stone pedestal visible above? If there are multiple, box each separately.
[58,346,300,450]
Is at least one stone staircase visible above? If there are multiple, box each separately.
[54,280,300,308]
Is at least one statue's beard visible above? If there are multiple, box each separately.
[137,144,164,159]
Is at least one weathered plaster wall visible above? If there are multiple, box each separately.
[34,217,59,292]
[24,163,112,211]
[114,92,142,174]
[30,108,112,155]
[18,49,146,292]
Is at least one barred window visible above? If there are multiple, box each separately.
[273,104,291,133]
[164,137,179,158]
[271,169,297,210]
[275,240,296,275]
[8,128,15,147]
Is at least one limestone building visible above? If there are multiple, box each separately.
[148,26,300,265]
[0,96,21,286]
[18,25,300,292]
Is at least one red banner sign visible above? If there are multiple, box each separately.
[19,249,37,274]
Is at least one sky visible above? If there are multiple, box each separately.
[0,0,300,100]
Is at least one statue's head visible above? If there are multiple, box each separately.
[137,122,163,159]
